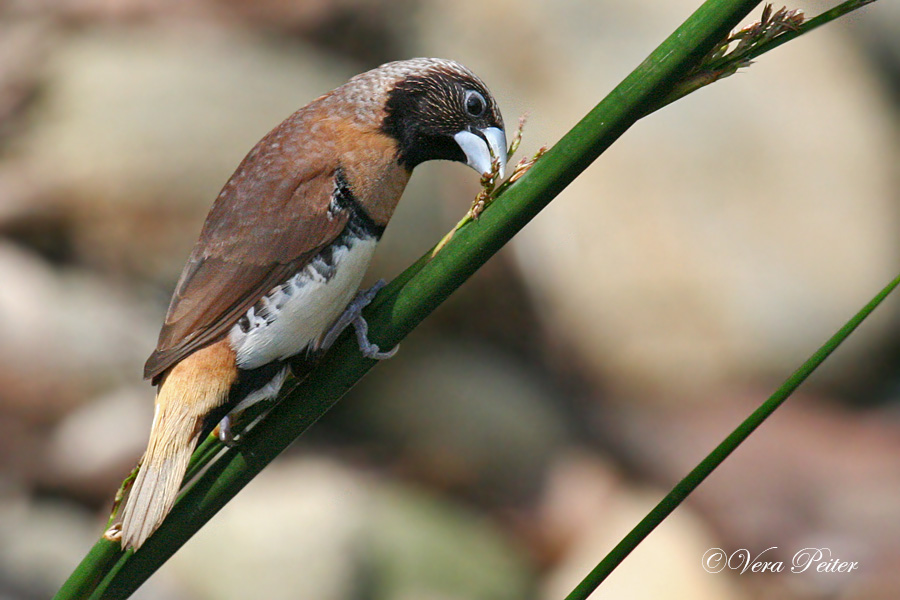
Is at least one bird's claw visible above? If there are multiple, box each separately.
[352,313,398,359]
[320,279,398,359]
[215,414,239,447]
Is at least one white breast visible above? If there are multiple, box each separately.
[229,237,378,370]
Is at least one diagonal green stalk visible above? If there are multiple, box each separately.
[53,0,884,597]
[564,272,900,600]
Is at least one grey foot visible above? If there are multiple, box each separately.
[216,414,239,447]
[352,312,398,360]
[320,279,399,359]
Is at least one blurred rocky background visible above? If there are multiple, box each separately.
[0,0,898,598]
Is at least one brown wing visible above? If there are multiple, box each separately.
[144,116,350,381]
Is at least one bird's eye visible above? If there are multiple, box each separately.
[464,90,487,117]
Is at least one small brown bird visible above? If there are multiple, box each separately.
[115,58,506,550]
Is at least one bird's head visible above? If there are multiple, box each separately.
[377,59,507,179]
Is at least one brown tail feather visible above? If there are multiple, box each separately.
[119,340,237,550]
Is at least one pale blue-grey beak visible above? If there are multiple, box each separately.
[453,126,507,179]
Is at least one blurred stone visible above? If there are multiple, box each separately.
[415,0,900,400]
[0,413,42,492]
[600,393,900,598]
[536,453,746,600]
[167,458,367,600]
[0,165,54,234]
[0,493,185,599]
[167,457,532,600]
[849,0,900,91]
[337,339,571,502]
[5,0,191,22]
[7,0,413,63]
[216,0,415,66]
[368,483,532,600]
[0,241,158,422]
[45,385,154,502]
[13,24,354,282]
[0,494,98,598]
[0,19,51,139]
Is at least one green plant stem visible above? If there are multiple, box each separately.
[56,1,759,596]
[564,272,900,600]
[54,0,884,596]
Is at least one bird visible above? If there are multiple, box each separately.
[114,58,507,550]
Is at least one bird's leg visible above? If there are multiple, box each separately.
[215,414,238,447]
[213,279,398,447]
[320,279,399,359]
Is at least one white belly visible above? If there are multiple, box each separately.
[229,237,378,370]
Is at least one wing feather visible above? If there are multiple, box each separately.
[144,114,350,381]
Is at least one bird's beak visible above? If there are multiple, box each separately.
[453,126,507,179]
